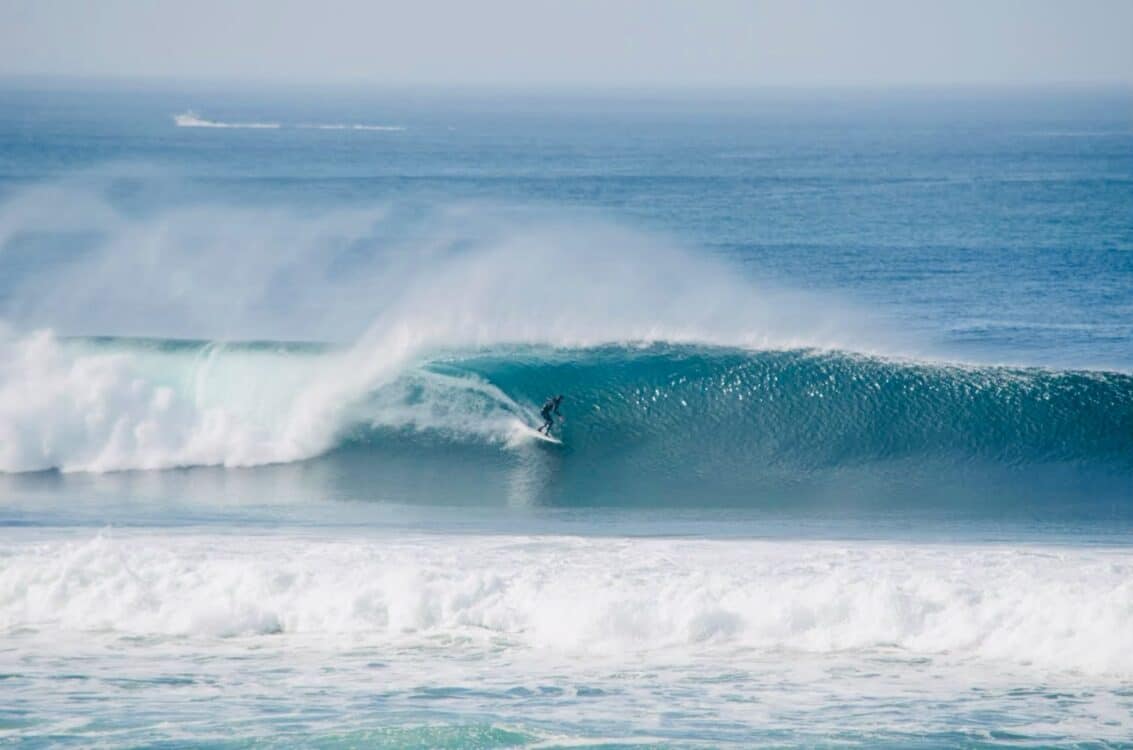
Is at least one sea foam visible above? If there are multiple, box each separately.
[3,531,1131,677]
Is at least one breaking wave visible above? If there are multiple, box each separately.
[1,334,1129,480]
[0,178,1128,505]
[4,532,1132,676]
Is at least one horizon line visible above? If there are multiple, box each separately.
[2,74,1131,95]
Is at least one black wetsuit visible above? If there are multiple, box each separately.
[539,397,562,434]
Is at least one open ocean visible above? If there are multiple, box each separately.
[1,82,1131,748]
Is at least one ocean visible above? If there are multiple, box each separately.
[0,82,1131,748]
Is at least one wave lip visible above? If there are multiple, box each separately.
[173,111,281,129]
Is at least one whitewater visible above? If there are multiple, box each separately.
[1,84,1132,748]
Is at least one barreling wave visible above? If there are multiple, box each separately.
[442,345,1133,468]
[2,333,1129,482]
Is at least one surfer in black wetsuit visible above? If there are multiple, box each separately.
[538,395,563,435]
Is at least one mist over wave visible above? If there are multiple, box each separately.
[0,175,876,346]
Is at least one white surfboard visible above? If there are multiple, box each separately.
[529,428,562,445]
[508,420,563,445]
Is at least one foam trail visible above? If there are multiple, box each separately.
[300,123,406,131]
[173,111,280,129]
[172,113,404,131]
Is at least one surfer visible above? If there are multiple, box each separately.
[538,395,564,435]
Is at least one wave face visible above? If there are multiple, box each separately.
[2,334,1129,510]
[445,346,1133,468]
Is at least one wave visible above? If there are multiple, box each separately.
[4,532,1132,676]
[1,333,1129,480]
[444,345,1133,468]
[1,180,1128,497]
[173,111,280,129]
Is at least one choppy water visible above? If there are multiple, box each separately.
[1,83,1131,748]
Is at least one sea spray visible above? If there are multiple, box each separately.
[0,178,883,350]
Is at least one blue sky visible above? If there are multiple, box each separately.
[2,0,1131,86]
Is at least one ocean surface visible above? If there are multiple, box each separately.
[1,82,1131,748]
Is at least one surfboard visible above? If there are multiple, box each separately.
[529,428,563,445]
[509,421,563,445]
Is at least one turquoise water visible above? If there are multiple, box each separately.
[0,83,1131,747]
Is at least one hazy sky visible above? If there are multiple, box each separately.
[2,0,1131,87]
